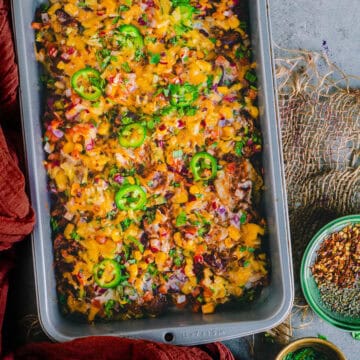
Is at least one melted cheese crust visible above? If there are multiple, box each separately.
[34,0,268,321]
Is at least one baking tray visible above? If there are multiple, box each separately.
[12,0,294,345]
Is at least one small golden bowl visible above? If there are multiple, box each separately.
[275,337,346,360]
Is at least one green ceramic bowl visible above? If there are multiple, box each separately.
[300,214,360,331]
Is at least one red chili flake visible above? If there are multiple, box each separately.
[211,201,217,210]
[97,10,105,16]
[67,46,75,55]
[150,246,159,253]
[159,61,168,65]
[159,124,166,131]
[194,254,203,264]
[200,119,206,128]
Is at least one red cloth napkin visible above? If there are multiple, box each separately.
[0,1,234,359]
[0,0,36,355]
[12,337,234,360]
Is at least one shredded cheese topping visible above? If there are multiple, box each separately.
[34,0,268,321]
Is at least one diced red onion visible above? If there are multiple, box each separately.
[113,174,124,184]
[85,140,94,151]
[219,119,228,127]
[52,128,64,138]
[218,207,226,214]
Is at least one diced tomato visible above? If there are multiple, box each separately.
[226,162,236,173]
[194,254,203,264]
[143,291,154,302]
[48,46,58,58]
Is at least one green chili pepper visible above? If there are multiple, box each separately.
[93,259,124,288]
[119,123,146,148]
[71,68,103,101]
[190,152,217,181]
[116,24,144,49]
[115,184,147,211]
[169,83,198,108]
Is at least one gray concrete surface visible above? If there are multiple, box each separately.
[267,1,360,359]
[269,0,360,87]
[4,1,360,359]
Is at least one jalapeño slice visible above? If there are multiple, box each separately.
[190,152,217,181]
[71,68,103,101]
[116,24,144,49]
[169,83,198,108]
[93,259,124,288]
[115,184,146,211]
[119,123,146,148]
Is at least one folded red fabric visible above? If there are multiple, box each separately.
[0,1,234,359]
[0,0,36,355]
[14,337,235,360]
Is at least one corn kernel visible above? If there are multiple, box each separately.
[174,232,182,246]
[228,226,241,241]
[155,252,167,269]
[127,176,135,185]
[133,251,142,261]
[63,141,74,154]
[111,229,122,243]
[172,189,188,204]
[98,121,110,136]
[128,264,138,281]
[225,237,234,248]
[64,223,75,240]
[189,185,200,195]
[64,3,79,17]
[201,302,216,314]
[248,106,259,119]
[181,281,194,295]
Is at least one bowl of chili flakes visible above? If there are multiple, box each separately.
[301,214,360,331]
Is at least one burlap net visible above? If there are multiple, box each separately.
[266,49,360,344]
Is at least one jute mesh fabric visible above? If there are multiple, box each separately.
[275,50,360,281]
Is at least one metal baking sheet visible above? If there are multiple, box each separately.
[12,0,294,345]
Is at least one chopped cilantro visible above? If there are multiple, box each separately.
[240,213,247,224]
[147,263,158,275]
[243,260,250,267]
[119,5,130,12]
[235,140,245,156]
[149,53,161,65]
[70,231,81,241]
[120,218,132,231]
[121,62,131,73]
[244,70,257,84]
[176,211,187,227]
[50,217,59,232]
